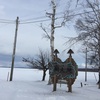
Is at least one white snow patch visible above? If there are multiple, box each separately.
[0,68,99,100]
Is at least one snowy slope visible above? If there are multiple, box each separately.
[0,68,99,100]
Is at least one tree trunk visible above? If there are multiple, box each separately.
[53,75,57,91]
[48,0,56,84]
[50,0,56,61]
[98,30,100,88]
[42,70,46,81]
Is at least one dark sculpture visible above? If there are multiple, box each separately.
[48,49,78,92]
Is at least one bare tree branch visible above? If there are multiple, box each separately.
[65,0,100,68]
[40,23,50,40]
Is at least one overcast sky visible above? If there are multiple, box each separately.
[0,0,85,68]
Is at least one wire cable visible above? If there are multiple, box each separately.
[20,18,51,24]
[19,10,95,24]
[0,9,97,24]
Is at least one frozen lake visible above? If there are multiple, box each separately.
[0,68,99,100]
[0,68,98,82]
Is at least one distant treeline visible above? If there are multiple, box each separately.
[78,68,98,72]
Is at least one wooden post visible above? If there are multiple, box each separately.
[10,17,19,81]
[7,72,9,81]
[80,82,83,87]
[85,48,87,82]
[53,75,57,91]
[68,79,72,92]
[53,49,59,91]
[67,49,74,92]
[54,49,59,61]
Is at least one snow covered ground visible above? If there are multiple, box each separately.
[0,68,100,100]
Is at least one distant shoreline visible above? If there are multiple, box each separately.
[0,66,32,69]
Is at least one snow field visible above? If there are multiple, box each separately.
[0,68,99,100]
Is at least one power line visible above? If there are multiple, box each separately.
[0,19,14,21]
[20,12,65,22]
[0,21,15,24]
[0,9,97,25]
[0,18,15,24]
[20,16,47,22]
[19,10,95,24]
[0,4,89,24]
[20,18,51,24]
[0,19,16,24]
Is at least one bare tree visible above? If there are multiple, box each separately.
[66,0,100,87]
[41,0,74,61]
[22,49,50,81]
[41,0,74,84]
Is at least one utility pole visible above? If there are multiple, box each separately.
[46,0,56,61]
[10,17,19,81]
[85,48,87,82]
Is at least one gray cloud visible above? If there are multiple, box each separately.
[0,0,85,68]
